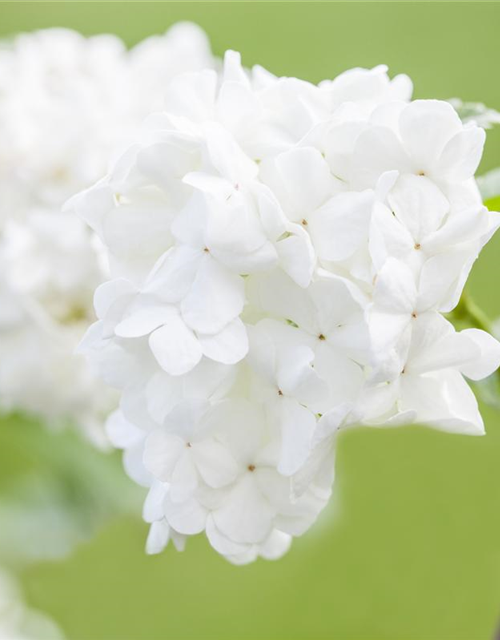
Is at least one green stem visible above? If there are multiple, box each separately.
[447,292,493,334]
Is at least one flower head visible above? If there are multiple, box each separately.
[76,50,500,561]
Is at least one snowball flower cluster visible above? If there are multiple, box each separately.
[75,51,500,562]
[0,24,215,441]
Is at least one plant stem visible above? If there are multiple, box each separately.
[446,292,493,334]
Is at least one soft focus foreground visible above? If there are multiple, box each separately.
[0,23,215,445]
[2,3,500,639]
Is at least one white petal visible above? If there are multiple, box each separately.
[163,399,209,441]
[221,50,249,85]
[424,207,489,253]
[143,481,169,523]
[205,194,268,256]
[399,100,461,170]
[459,329,500,380]
[183,172,233,201]
[143,429,186,481]
[436,126,485,182]
[212,474,274,544]
[314,403,353,445]
[256,185,288,241]
[205,515,249,557]
[137,137,199,193]
[246,322,278,381]
[387,174,449,241]
[181,359,236,403]
[149,318,202,376]
[164,494,207,535]
[123,442,152,488]
[144,245,202,303]
[170,453,199,503]
[276,397,316,476]
[313,342,364,405]
[275,227,315,288]
[369,202,414,271]
[217,81,261,134]
[146,520,171,555]
[247,270,317,335]
[203,400,266,464]
[276,346,329,408]
[94,279,136,320]
[164,69,217,122]
[204,122,258,185]
[105,409,143,449]
[401,370,484,436]
[211,241,278,274]
[102,197,175,265]
[199,317,248,364]
[417,251,471,312]
[352,126,411,189]
[115,301,176,338]
[260,146,335,221]
[373,258,417,314]
[309,190,373,262]
[192,440,239,488]
[308,275,366,336]
[405,312,479,375]
[259,529,292,561]
[181,256,244,334]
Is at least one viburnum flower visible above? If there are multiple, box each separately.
[0,24,215,441]
[74,50,500,561]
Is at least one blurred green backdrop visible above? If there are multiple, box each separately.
[2,2,500,639]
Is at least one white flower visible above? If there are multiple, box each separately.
[246,320,329,475]
[76,48,500,562]
[91,253,247,377]
[0,24,216,439]
[157,400,329,562]
[144,399,240,501]
[348,100,486,190]
[360,312,500,434]
[0,24,215,224]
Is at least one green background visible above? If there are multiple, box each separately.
[2,2,500,639]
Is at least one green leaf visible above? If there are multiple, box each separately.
[0,413,142,569]
[484,195,500,212]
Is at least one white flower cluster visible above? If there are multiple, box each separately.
[75,51,500,562]
[0,24,215,442]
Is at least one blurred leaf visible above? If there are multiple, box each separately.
[0,414,142,569]
[477,168,500,203]
[449,98,500,129]
[474,374,500,412]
